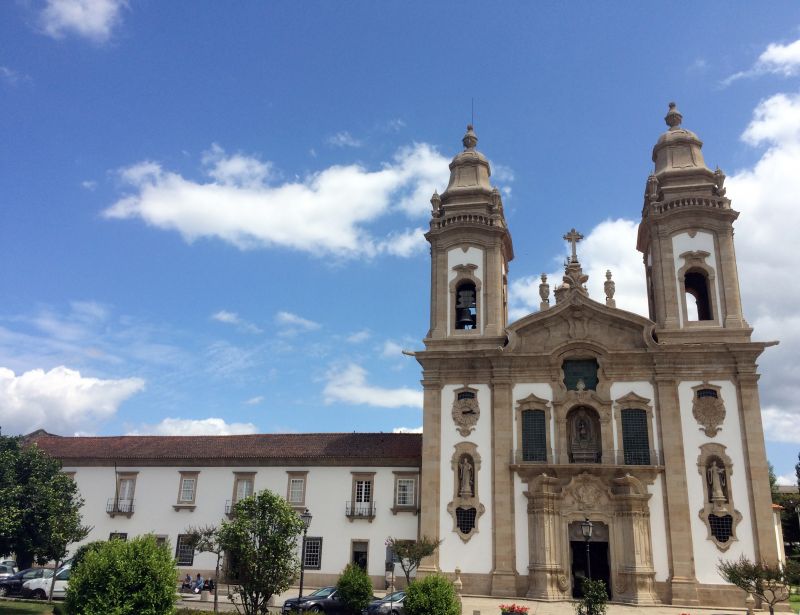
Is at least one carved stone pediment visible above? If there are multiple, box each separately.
[506,293,655,354]
[561,472,611,513]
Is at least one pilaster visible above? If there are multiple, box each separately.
[418,380,442,575]
[525,475,568,600]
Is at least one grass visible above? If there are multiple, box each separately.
[790,592,799,614]
[0,601,53,615]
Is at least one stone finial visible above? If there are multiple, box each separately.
[714,166,727,197]
[430,190,441,216]
[645,174,659,202]
[539,273,550,311]
[665,102,683,129]
[604,270,616,308]
[462,124,478,150]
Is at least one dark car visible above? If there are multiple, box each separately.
[0,568,53,597]
[363,591,406,615]
[282,586,340,613]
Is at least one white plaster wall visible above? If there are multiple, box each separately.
[671,231,722,327]
[438,383,493,573]
[678,380,756,584]
[64,464,419,578]
[447,246,484,334]
[511,383,554,575]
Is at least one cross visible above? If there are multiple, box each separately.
[563,228,583,262]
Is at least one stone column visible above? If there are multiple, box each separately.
[717,229,745,329]
[737,372,779,563]
[650,231,680,329]
[418,380,442,575]
[490,376,517,595]
[654,376,698,605]
[525,474,567,600]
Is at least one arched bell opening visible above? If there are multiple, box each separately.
[684,269,712,321]
[455,281,477,330]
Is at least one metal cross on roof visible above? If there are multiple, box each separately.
[563,228,584,263]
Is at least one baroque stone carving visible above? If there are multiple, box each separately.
[696,443,742,551]
[447,442,484,543]
[451,386,480,437]
[692,383,725,437]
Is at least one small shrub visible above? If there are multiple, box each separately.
[336,563,374,614]
[65,534,177,615]
[70,540,106,570]
[574,579,607,615]
[405,574,460,615]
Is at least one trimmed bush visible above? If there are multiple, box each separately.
[65,534,177,615]
[336,563,374,614]
[404,574,460,615]
[574,579,608,615]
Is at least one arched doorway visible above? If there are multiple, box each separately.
[568,520,611,599]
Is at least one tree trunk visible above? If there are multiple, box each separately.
[47,558,61,604]
[214,553,220,614]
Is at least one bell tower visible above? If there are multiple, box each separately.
[637,103,750,342]
[425,125,514,350]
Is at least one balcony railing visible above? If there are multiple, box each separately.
[225,500,234,516]
[106,498,135,515]
[513,449,662,466]
[345,501,376,519]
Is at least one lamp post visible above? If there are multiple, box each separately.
[581,517,594,581]
[298,508,312,600]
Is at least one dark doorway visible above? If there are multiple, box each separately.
[570,540,611,599]
[352,541,368,571]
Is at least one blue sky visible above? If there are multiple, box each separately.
[2,1,800,482]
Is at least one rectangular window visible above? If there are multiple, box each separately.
[621,408,651,465]
[232,472,256,504]
[176,534,194,566]
[355,480,372,503]
[349,472,376,518]
[522,409,547,462]
[304,537,322,570]
[179,478,196,503]
[562,359,599,391]
[396,478,416,507]
[286,471,308,506]
[109,532,127,541]
[155,535,168,549]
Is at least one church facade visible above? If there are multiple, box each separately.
[416,103,777,606]
[31,104,778,608]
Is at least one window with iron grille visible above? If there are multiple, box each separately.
[521,409,547,462]
[709,514,733,543]
[697,388,718,399]
[563,359,599,391]
[176,534,194,566]
[109,532,127,541]
[456,507,476,534]
[457,391,475,401]
[621,408,650,465]
[304,537,322,569]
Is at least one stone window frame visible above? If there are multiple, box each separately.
[109,471,138,518]
[446,442,485,543]
[154,535,168,549]
[175,533,195,566]
[449,263,483,336]
[515,392,553,463]
[174,471,199,511]
[391,471,419,514]
[348,472,376,522]
[108,532,128,541]
[351,539,369,570]
[677,250,719,326]
[303,536,323,570]
[286,471,308,509]
[613,392,656,466]
[228,472,256,517]
[696,443,742,551]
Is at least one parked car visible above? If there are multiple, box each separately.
[283,586,377,614]
[0,560,17,572]
[0,568,53,597]
[363,591,406,615]
[0,565,16,580]
[22,565,70,600]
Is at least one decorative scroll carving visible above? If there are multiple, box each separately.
[692,383,725,437]
[451,386,480,437]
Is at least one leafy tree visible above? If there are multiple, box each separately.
[65,534,177,615]
[385,536,443,586]
[796,451,800,491]
[187,524,224,613]
[404,574,460,615]
[218,489,305,615]
[574,579,608,615]
[71,540,107,569]
[718,555,799,615]
[336,563,374,614]
[0,434,87,570]
[768,462,779,501]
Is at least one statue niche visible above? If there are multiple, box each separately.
[706,457,728,512]
[568,406,601,464]
[697,444,742,551]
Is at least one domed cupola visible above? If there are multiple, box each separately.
[440,124,494,205]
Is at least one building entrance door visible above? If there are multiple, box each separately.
[352,541,368,571]
[570,540,611,598]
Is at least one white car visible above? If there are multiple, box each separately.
[23,566,70,600]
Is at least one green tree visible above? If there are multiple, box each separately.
[718,555,799,615]
[795,451,799,491]
[404,574,460,615]
[768,462,779,501]
[218,489,305,615]
[186,524,224,613]
[574,579,608,615]
[0,434,87,570]
[65,534,177,615]
[385,536,443,586]
[336,563,374,614]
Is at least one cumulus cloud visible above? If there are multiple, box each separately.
[327,131,362,148]
[323,363,422,408]
[776,472,797,487]
[0,366,144,435]
[381,340,403,358]
[393,426,422,434]
[723,37,800,85]
[103,143,449,258]
[211,310,263,334]
[128,417,258,436]
[346,329,371,343]
[39,0,126,43]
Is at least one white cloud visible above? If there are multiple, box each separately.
[81,180,97,191]
[346,329,371,343]
[327,131,362,148]
[381,340,403,358]
[0,366,144,435]
[393,426,422,434]
[243,395,264,405]
[104,143,449,258]
[0,66,27,86]
[275,311,320,335]
[128,417,258,436]
[39,0,126,43]
[323,363,422,408]
[723,37,800,85]
[776,472,797,487]
[211,310,262,334]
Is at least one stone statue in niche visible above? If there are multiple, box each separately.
[569,407,600,463]
[707,459,728,511]
[459,456,474,497]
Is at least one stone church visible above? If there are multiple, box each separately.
[31,103,778,608]
[416,103,777,606]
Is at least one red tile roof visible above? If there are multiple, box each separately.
[27,431,422,467]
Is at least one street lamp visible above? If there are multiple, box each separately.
[298,508,312,600]
[581,517,594,581]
